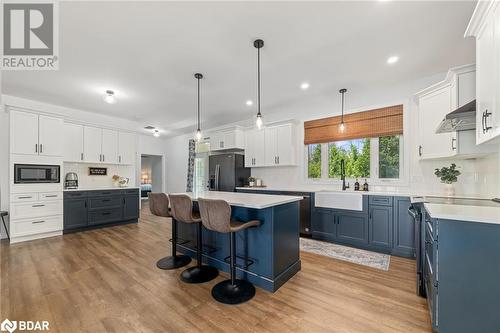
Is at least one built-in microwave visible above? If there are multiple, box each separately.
[14,164,60,184]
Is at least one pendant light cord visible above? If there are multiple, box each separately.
[341,90,344,123]
[257,46,261,117]
[197,77,200,130]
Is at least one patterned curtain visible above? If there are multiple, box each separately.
[186,139,196,192]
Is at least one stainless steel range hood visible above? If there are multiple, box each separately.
[436,100,476,133]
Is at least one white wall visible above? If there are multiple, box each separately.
[163,72,500,198]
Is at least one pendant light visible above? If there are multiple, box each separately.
[254,39,264,129]
[339,88,347,133]
[195,73,203,141]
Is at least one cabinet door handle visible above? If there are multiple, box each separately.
[277,156,279,164]
[451,137,457,150]
[35,144,38,153]
[102,154,105,162]
[32,204,45,207]
[119,155,121,163]
[484,109,492,133]
[45,195,57,198]
[81,153,84,161]
[102,199,111,202]
[84,201,87,208]
[32,220,45,224]
[40,144,43,153]
[482,110,486,133]
[102,212,111,216]
[418,145,423,157]
[18,196,32,199]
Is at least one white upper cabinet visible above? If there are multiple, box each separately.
[414,65,492,159]
[210,128,244,151]
[10,111,39,155]
[244,122,297,168]
[38,115,64,157]
[83,126,102,163]
[64,123,84,162]
[417,85,456,159]
[466,1,500,144]
[101,129,118,164]
[244,129,266,167]
[10,110,63,157]
[118,131,137,165]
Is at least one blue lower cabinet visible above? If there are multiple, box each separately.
[311,209,336,241]
[368,205,393,250]
[63,188,139,233]
[335,212,368,244]
[393,197,416,258]
[310,195,415,258]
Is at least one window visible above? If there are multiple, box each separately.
[379,135,400,179]
[307,144,321,178]
[307,135,402,182]
[328,139,370,179]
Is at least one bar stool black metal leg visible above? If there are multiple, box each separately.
[180,223,218,283]
[212,232,256,305]
[156,219,191,270]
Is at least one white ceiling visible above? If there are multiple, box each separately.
[2,1,476,137]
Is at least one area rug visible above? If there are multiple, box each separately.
[300,238,391,271]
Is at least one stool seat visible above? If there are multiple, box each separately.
[198,198,261,305]
[0,211,8,217]
[148,193,191,270]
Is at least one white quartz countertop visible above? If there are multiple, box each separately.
[424,203,500,225]
[176,191,303,209]
[64,186,139,192]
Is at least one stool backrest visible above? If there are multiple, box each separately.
[148,193,171,217]
[198,198,232,233]
[169,194,196,223]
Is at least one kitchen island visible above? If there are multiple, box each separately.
[174,191,303,292]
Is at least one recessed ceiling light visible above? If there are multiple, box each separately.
[300,82,310,90]
[103,90,116,104]
[153,129,160,137]
[246,100,253,106]
[387,56,399,65]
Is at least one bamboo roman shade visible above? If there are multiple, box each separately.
[304,104,403,144]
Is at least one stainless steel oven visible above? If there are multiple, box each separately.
[14,164,60,184]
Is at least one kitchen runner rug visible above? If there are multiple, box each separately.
[300,238,391,271]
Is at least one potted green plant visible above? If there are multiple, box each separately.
[248,176,256,187]
[434,163,461,196]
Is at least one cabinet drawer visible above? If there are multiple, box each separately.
[91,190,121,197]
[88,196,122,209]
[88,208,122,225]
[11,193,38,202]
[10,200,63,220]
[10,215,62,237]
[40,192,62,200]
[122,188,139,195]
[369,196,393,206]
[64,191,88,199]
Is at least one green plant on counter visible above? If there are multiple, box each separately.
[434,163,461,184]
[248,176,256,182]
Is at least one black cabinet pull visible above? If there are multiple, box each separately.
[102,199,111,202]
[102,212,111,216]
[451,137,457,150]
[32,204,45,207]
[40,144,43,153]
[418,145,423,157]
[32,220,45,224]
[35,144,38,153]
[484,110,492,133]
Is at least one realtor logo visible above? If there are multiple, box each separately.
[0,319,17,333]
[1,1,59,70]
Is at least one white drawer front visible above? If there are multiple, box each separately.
[39,192,63,200]
[11,193,39,202]
[10,200,63,220]
[11,216,62,237]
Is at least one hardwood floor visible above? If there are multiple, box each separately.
[1,203,432,332]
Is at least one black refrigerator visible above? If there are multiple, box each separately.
[209,153,250,192]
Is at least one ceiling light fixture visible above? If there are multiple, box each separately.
[387,55,399,64]
[194,73,203,142]
[103,90,116,104]
[300,82,310,90]
[254,39,264,129]
[339,88,347,133]
[153,129,160,138]
[246,100,253,106]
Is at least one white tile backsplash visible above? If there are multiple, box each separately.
[63,163,135,189]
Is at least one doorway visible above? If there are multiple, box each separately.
[194,141,210,192]
[140,154,164,201]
